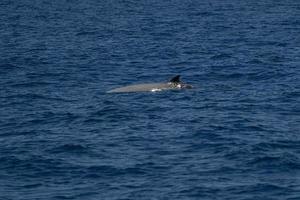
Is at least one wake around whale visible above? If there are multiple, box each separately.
[107,75,192,93]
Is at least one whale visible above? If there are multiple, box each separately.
[107,75,192,93]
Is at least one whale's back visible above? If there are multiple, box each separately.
[107,83,170,93]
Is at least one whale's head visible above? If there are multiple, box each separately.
[169,75,193,89]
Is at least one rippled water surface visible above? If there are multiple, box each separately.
[1,0,300,199]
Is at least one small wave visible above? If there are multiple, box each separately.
[0,63,21,74]
[84,165,146,178]
[76,31,97,36]
[22,183,43,189]
[253,140,300,151]
[52,195,74,200]
[2,93,75,104]
[49,144,89,154]
[210,53,232,60]
[0,155,66,177]
[179,186,221,198]
[225,183,293,196]
[246,58,265,65]
[11,81,55,88]
[247,153,300,170]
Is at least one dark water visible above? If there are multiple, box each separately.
[1,0,300,199]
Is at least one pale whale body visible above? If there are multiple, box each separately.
[107,75,192,93]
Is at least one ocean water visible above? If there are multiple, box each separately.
[1,0,300,199]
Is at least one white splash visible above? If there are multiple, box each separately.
[151,88,162,92]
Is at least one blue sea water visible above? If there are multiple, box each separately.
[1,0,300,199]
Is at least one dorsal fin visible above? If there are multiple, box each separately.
[169,75,181,83]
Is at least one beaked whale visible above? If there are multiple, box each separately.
[107,75,192,93]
